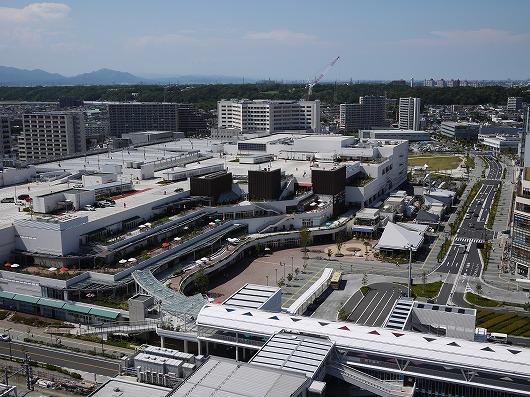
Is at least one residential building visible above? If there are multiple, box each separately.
[436,79,446,88]
[424,78,435,87]
[18,112,86,162]
[217,99,320,133]
[108,102,207,137]
[339,96,386,131]
[439,121,480,141]
[398,97,421,130]
[0,116,13,160]
[507,97,523,111]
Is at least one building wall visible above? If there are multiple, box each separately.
[398,97,421,131]
[108,103,180,136]
[18,112,86,162]
[218,100,320,133]
[340,96,387,131]
[248,169,281,201]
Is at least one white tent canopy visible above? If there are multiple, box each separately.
[375,222,425,251]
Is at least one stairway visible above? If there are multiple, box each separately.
[327,362,415,397]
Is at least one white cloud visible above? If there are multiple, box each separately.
[0,2,70,22]
[401,28,530,47]
[0,2,71,49]
[246,30,317,43]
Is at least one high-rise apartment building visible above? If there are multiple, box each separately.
[507,97,523,112]
[18,112,86,162]
[398,98,421,131]
[0,116,13,160]
[217,99,320,133]
[108,103,207,137]
[339,96,387,131]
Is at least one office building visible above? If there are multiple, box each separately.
[507,97,523,111]
[0,116,13,159]
[18,112,86,162]
[339,96,387,131]
[248,169,281,201]
[217,99,320,133]
[439,121,480,141]
[108,103,207,137]
[398,97,421,130]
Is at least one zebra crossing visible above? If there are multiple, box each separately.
[455,237,484,244]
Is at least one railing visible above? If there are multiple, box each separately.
[328,362,414,397]
[80,319,160,335]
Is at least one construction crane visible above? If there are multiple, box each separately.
[305,56,340,99]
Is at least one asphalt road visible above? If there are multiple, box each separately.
[434,155,502,305]
[0,341,121,377]
[348,283,407,327]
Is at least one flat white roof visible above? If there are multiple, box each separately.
[170,356,307,397]
[90,378,170,397]
[224,283,280,310]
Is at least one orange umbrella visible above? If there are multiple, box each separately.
[59,267,69,273]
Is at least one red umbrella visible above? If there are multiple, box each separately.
[59,267,69,273]
[3,263,11,268]
[162,242,170,249]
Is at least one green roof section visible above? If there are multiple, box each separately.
[88,307,120,319]
[62,302,91,314]
[13,294,39,304]
[37,298,66,309]
[0,291,15,300]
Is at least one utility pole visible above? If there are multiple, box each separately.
[24,354,33,391]
[407,245,413,298]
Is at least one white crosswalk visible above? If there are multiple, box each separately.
[455,237,484,244]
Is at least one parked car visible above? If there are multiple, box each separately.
[0,197,14,203]
[83,205,96,211]
[17,194,30,201]
[0,334,10,342]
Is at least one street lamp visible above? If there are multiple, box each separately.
[291,257,294,274]
[275,268,278,284]
[266,275,269,286]
[280,262,286,280]
[406,244,413,298]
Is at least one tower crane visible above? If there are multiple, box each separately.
[305,56,340,99]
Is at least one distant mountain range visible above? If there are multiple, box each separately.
[0,66,249,86]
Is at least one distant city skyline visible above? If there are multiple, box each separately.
[1,0,530,81]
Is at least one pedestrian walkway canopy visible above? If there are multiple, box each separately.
[133,270,206,317]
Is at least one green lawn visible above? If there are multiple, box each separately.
[465,292,501,308]
[477,310,530,337]
[410,281,442,298]
[408,155,463,170]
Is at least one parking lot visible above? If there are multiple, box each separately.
[347,283,407,327]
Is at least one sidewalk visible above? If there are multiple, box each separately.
[0,318,133,358]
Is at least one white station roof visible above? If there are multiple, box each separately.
[197,304,530,379]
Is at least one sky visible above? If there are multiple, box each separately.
[1,0,530,81]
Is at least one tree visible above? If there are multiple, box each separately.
[194,268,209,293]
[299,228,311,253]
[335,232,345,256]
[327,248,333,260]
[277,277,285,287]
[338,307,348,321]
[362,273,368,287]
[363,241,371,255]
[294,267,300,276]
[476,282,483,296]
[287,273,293,282]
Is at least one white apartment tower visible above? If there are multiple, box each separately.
[18,112,86,162]
[217,99,320,133]
[398,97,421,131]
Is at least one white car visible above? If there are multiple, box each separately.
[83,205,96,211]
